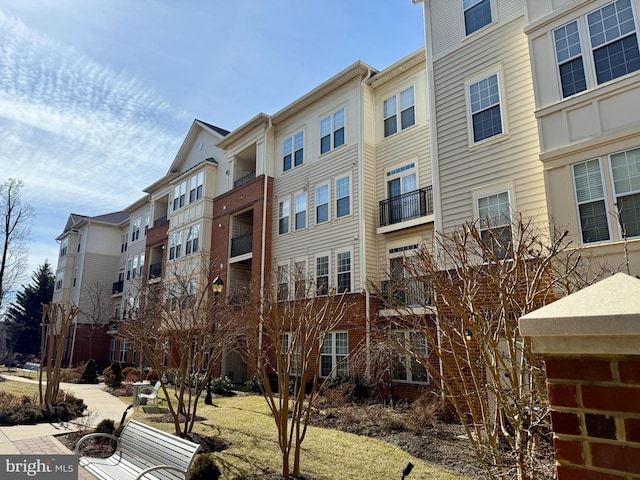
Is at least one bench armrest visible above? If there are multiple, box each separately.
[74,432,121,455]
[135,464,188,480]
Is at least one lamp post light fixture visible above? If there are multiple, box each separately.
[465,329,473,341]
[212,275,224,295]
[205,274,224,405]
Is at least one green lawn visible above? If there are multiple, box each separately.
[135,395,469,480]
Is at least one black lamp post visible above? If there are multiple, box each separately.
[205,275,224,405]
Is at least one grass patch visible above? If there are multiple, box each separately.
[135,395,469,480]
[0,379,39,398]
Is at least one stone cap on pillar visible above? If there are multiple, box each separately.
[519,273,640,355]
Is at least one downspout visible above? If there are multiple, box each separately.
[359,67,375,378]
[416,0,446,402]
[259,117,273,367]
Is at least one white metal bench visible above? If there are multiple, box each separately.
[16,362,40,378]
[74,419,201,480]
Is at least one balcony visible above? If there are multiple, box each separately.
[381,277,433,308]
[379,186,433,228]
[231,232,253,257]
[148,262,162,280]
[153,216,168,228]
[112,280,124,295]
[234,172,256,189]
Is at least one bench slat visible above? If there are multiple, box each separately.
[77,420,200,480]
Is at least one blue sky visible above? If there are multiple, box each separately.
[0,0,425,286]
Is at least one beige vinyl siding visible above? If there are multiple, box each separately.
[433,15,545,230]
[75,252,121,324]
[272,143,361,291]
[362,143,379,282]
[430,0,525,60]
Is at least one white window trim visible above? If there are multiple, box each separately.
[320,331,349,378]
[585,0,640,87]
[315,182,331,225]
[463,0,496,38]
[282,128,305,173]
[294,190,308,231]
[464,66,507,147]
[278,198,291,235]
[315,251,331,296]
[572,157,613,245]
[335,174,353,219]
[336,249,353,294]
[277,262,290,301]
[608,147,640,240]
[391,330,430,384]
[320,106,347,155]
[382,86,416,139]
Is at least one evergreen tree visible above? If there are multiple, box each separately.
[6,262,55,356]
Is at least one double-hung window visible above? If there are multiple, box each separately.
[121,233,128,253]
[120,339,127,363]
[278,265,289,301]
[316,255,329,296]
[316,184,329,224]
[572,159,610,243]
[554,21,587,97]
[554,1,640,98]
[294,192,307,230]
[588,0,640,85]
[610,147,640,238]
[392,331,429,383]
[144,214,150,236]
[60,238,68,257]
[283,131,304,172]
[169,231,182,260]
[185,224,200,255]
[337,251,351,294]
[279,199,290,235]
[282,332,301,375]
[294,260,306,299]
[131,218,140,242]
[464,0,492,36]
[173,181,186,210]
[383,87,415,138]
[321,332,348,378]
[320,108,345,154]
[477,191,512,259]
[189,172,204,203]
[469,73,503,143]
[336,176,351,218]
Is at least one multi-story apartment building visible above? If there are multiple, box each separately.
[524,0,640,275]
[52,211,129,365]
[50,0,639,396]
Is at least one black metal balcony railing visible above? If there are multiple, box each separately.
[148,262,162,280]
[234,172,256,189]
[112,280,124,295]
[230,232,253,257]
[381,277,433,308]
[379,186,433,227]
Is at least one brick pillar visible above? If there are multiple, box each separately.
[519,273,640,480]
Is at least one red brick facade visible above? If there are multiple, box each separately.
[545,355,640,479]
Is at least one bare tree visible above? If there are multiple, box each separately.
[374,214,608,480]
[0,179,35,313]
[120,252,230,438]
[246,268,350,479]
[80,281,116,361]
[40,303,79,406]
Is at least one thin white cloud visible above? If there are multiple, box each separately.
[0,9,189,279]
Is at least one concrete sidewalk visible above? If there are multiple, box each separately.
[0,375,131,456]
